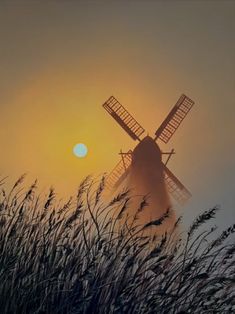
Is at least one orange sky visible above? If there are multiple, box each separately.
[0,1,234,229]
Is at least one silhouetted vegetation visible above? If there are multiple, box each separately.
[0,175,234,313]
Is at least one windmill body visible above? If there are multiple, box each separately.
[127,136,172,228]
[103,94,195,230]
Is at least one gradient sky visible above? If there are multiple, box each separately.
[0,1,234,229]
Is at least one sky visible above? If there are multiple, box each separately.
[0,1,234,230]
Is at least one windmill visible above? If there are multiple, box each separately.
[103,94,194,209]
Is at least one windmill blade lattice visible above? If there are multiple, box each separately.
[163,163,192,205]
[103,96,145,141]
[106,150,132,189]
[155,94,194,144]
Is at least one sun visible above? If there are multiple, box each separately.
[73,143,88,158]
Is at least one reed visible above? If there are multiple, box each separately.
[0,176,234,313]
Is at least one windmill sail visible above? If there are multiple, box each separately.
[163,163,192,205]
[155,94,194,143]
[103,96,145,141]
[106,151,132,189]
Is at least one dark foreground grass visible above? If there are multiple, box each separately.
[0,175,234,314]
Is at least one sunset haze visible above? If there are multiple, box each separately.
[0,1,234,229]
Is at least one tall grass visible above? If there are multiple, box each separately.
[0,175,234,313]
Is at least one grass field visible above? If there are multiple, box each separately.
[0,175,234,313]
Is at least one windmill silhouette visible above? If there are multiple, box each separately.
[102,94,194,211]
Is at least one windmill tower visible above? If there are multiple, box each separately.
[103,94,194,230]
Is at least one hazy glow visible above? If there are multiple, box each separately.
[0,2,234,228]
[73,143,88,158]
